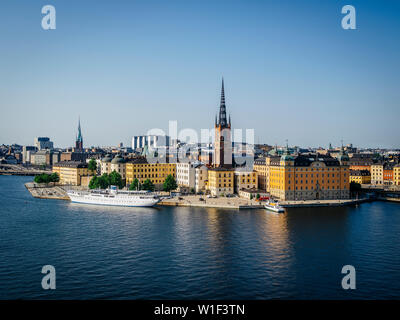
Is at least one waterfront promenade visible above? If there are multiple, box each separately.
[25,182,70,200]
[160,195,263,209]
[24,183,379,209]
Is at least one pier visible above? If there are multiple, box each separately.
[23,183,397,209]
[25,182,70,200]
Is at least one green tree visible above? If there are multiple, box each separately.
[88,158,97,175]
[141,179,155,191]
[34,174,45,184]
[34,173,58,184]
[109,171,124,189]
[129,178,140,191]
[256,193,260,200]
[89,176,100,189]
[250,194,253,200]
[99,173,111,189]
[49,172,59,183]
[163,174,177,193]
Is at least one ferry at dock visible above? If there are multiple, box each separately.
[67,186,161,207]
[264,200,285,213]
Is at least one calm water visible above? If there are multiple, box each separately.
[0,175,399,299]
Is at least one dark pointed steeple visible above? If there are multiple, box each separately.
[75,116,83,150]
[217,78,228,127]
[77,117,83,143]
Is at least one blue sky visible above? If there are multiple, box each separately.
[0,0,399,148]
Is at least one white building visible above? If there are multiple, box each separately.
[22,146,37,164]
[31,150,49,166]
[176,162,196,192]
[100,154,112,175]
[34,137,54,150]
[110,155,126,180]
[194,164,208,193]
[100,154,126,180]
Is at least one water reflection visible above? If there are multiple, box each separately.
[2,176,400,299]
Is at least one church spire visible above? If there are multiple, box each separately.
[75,116,83,150]
[77,116,82,143]
[217,78,228,127]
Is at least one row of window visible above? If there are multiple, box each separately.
[131,168,175,173]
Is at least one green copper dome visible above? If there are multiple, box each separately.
[102,154,112,162]
[111,155,126,164]
[281,154,294,161]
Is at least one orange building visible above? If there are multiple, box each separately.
[383,164,394,185]
[268,147,350,201]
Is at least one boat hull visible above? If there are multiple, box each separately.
[67,194,160,207]
[264,203,285,213]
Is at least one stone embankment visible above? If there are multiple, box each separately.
[25,182,70,200]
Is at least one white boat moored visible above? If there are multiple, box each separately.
[67,186,160,207]
[264,200,285,213]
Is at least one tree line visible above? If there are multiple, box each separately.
[34,172,60,184]
[89,171,177,193]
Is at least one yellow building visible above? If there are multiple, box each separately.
[207,168,234,196]
[52,161,90,186]
[254,156,280,192]
[254,157,267,191]
[234,170,258,193]
[371,163,383,186]
[394,165,400,186]
[350,169,371,185]
[268,148,350,201]
[393,164,400,186]
[125,158,176,188]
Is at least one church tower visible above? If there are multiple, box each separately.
[214,79,232,167]
[75,117,83,150]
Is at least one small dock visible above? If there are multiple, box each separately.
[280,198,371,208]
[25,183,70,200]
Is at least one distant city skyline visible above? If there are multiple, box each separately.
[1,0,399,148]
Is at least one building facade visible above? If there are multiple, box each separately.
[34,137,53,150]
[125,158,176,189]
[176,162,196,192]
[194,164,208,193]
[349,156,373,173]
[207,168,234,196]
[100,154,113,175]
[60,152,87,163]
[234,171,258,193]
[394,165,400,186]
[350,169,371,185]
[110,155,127,180]
[22,146,37,164]
[253,156,280,193]
[31,150,52,166]
[371,163,383,185]
[268,148,350,201]
[371,163,395,186]
[52,161,90,186]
